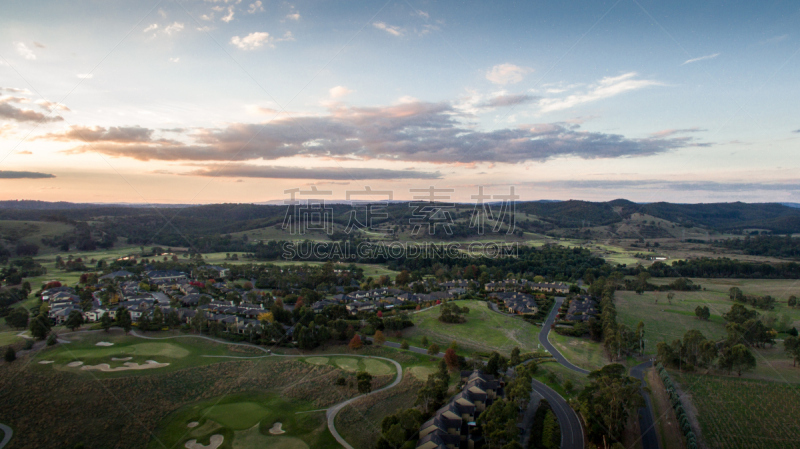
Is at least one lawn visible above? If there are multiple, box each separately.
[30,330,265,377]
[547,333,610,371]
[617,278,800,356]
[151,392,339,449]
[388,300,541,356]
[673,372,800,449]
[303,356,394,376]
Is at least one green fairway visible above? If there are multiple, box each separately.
[388,300,541,355]
[31,331,263,376]
[302,356,395,377]
[152,393,340,449]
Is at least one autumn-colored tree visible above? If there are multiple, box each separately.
[377,310,383,318]
[295,298,304,309]
[444,348,459,371]
[373,330,386,346]
[257,312,275,323]
[349,334,363,350]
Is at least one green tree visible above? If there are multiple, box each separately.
[4,346,16,362]
[166,309,181,329]
[6,307,29,329]
[400,340,409,350]
[718,343,756,376]
[427,343,440,357]
[541,410,561,449]
[510,347,521,366]
[421,336,429,346]
[29,313,51,340]
[357,371,373,394]
[789,295,797,308]
[46,333,58,346]
[373,330,386,346]
[152,306,164,328]
[578,364,645,443]
[115,307,132,334]
[65,310,84,331]
[100,311,113,332]
[784,336,800,367]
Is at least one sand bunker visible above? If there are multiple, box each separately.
[67,361,84,367]
[111,357,132,361]
[187,422,199,428]
[184,435,223,449]
[96,342,114,346]
[269,422,286,435]
[81,360,169,372]
[39,360,54,364]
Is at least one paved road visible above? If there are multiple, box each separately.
[630,361,660,449]
[118,330,404,449]
[532,380,584,449]
[0,424,12,449]
[538,297,590,375]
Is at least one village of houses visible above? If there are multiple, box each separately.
[42,263,599,340]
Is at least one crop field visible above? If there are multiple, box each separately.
[387,300,541,356]
[674,372,800,449]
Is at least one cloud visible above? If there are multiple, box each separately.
[51,100,700,164]
[537,72,661,113]
[247,1,264,14]
[529,179,800,193]
[170,57,180,63]
[0,170,55,179]
[286,12,300,20]
[0,87,31,94]
[486,64,532,85]
[231,32,271,50]
[76,73,93,79]
[221,6,235,23]
[329,86,353,99]
[682,53,720,65]
[0,96,64,122]
[649,127,705,138]
[793,129,800,133]
[143,23,158,33]
[15,42,36,60]
[163,22,185,35]
[185,164,442,180]
[40,125,157,143]
[33,42,45,48]
[760,34,788,45]
[478,94,537,109]
[35,100,70,111]
[373,22,404,37]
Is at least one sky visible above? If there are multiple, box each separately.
[0,0,799,204]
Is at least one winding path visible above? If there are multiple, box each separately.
[128,330,402,449]
[0,424,12,449]
[538,298,659,449]
[538,297,589,375]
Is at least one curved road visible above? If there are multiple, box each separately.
[539,298,659,449]
[112,330,403,449]
[0,424,12,449]
[539,297,589,375]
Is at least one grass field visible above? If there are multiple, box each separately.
[30,330,266,377]
[674,372,800,449]
[548,333,610,371]
[0,219,75,250]
[387,300,541,356]
[617,278,800,357]
[152,392,337,449]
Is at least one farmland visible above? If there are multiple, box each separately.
[387,300,541,356]
[673,373,800,449]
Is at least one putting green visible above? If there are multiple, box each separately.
[332,358,359,372]
[303,357,329,366]
[409,366,436,380]
[232,425,309,449]
[203,402,270,430]
[58,342,190,359]
[362,359,393,376]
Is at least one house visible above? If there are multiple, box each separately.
[100,270,135,281]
